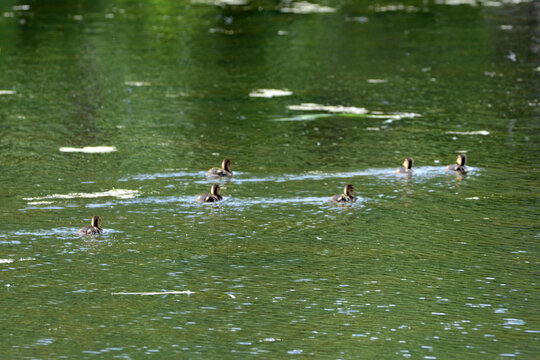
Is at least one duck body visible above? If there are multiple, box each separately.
[197,184,224,203]
[329,194,355,203]
[445,164,466,172]
[446,154,467,172]
[395,157,413,174]
[78,215,103,236]
[207,158,232,177]
[196,193,223,203]
[329,184,356,203]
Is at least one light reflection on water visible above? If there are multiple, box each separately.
[126,166,480,184]
[0,0,537,358]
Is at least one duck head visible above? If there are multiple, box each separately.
[222,158,232,172]
[344,184,355,198]
[91,215,102,228]
[211,183,221,196]
[457,154,466,166]
[403,157,414,170]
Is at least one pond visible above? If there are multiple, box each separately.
[0,0,538,358]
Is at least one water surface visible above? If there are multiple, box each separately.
[0,0,538,358]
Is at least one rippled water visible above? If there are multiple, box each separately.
[0,0,538,358]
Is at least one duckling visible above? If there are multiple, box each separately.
[78,215,103,236]
[395,157,414,174]
[207,158,232,177]
[197,183,223,203]
[329,184,356,203]
[446,154,467,172]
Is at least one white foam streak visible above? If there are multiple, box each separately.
[249,89,293,98]
[280,1,336,14]
[59,146,117,153]
[225,166,459,184]
[287,103,421,120]
[124,171,209,181]
[124,81,150,87]
[0,90,16,95]
[192,0,247,5]
[112,290,195,295]
[288,103,368,114]
[445,130,490,135]
[24,189,139,201]
[436,0,532,5]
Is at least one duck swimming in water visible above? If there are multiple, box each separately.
[446,154,467,172]
[197,183,223,203]
[78,215,103,236]
[329,184,356,203]
[395,157,414,174]
[207,158,232,177]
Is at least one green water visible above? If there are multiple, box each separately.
[1,0,539,358]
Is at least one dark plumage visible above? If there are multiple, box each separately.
[197,184,224,203]
[395,157,414,174]
[207,158,232,177]
[78,215,103,236]
[446,154,467,172]
[329,184,356,203]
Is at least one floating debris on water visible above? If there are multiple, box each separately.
[445,130,490,135]
[0,259,14,264]
[24,189,139,201]
[59,146,117,153]
[249,89,293,98]
[367,79,388,84]
[288,103,368,114]
[192,0,248,5]
[272,113,334,122]
[111,290,195,295]
[12,5,30,11]
[0,90,16,95]
[261,338,281,342]
[372,4,420,12]
[276,105,420,122]
[280,1,336,14]
[435,0,478,5]
[124,81,150,87]
[436,0,533,6]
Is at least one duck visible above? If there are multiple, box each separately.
[197,183,223,203]
[395,157,414,174]
[207,158,232,177]
[446,154,467,172]
[78,215,103,236]
[329,184,356,203]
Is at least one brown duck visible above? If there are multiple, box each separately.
[78,215,103,236]
[197,184,223,203]
[395,157,413,174]
[207,158,232,177]
[329,184,356,203]
[446,154,467,172]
